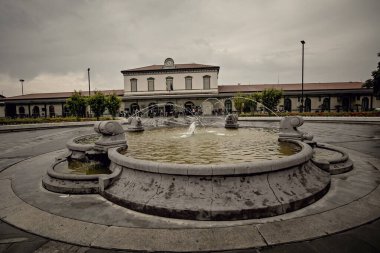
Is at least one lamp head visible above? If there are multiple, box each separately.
[301,40,305,44]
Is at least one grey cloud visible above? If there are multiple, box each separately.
[0,0,379,96]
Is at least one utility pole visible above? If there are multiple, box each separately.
[300,40,305,113]
[87,68,91,96]
[87,68,91,118]
[20,79,24,95]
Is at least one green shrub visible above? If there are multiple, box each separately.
[238,111,380,117]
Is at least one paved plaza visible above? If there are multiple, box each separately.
[0,120,380,252]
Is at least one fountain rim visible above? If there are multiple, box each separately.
[66,134,99,152]
[108,139,313,176]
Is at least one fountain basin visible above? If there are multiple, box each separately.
[123,127,300,165]
[104,140,331,220]
[42,121,127,194]
[42,155,122,194]
[66,134,99,160]
[110,140,312,175]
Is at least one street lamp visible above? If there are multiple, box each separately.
[300,40,305,113]
[19,79,25,95]
[87,68,91,96]
[87,68,91,118]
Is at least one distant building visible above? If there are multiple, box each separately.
[218,82,376,113]
[0,58,378,118]
[0,94,5,118]
[2,90,123,118]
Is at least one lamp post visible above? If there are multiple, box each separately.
[87,68,91,117]
[19,79,25,95]
[300,40,305,113]
[87,68,91,96]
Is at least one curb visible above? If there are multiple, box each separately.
[0,122,95,133]
[1,117,380,133]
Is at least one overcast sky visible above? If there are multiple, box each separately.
[0,0,379,97]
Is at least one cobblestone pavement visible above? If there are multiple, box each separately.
[0,121,379,253]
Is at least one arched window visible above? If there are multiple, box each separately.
[49,105,55,117]
[32,106,40,117]
[225,100,232,114]
[130,78,137,92]
[322,98,330,112]
[166,77,173,91]
[203,75,211,90]
[63,105,70,117]
[361,97,369,111]
[165,102,174,116]
[304,98,311,112]
[147,78,154,91]
[185,76,192,90]
[19,106,25,115]
[342,97,349,112]
[130,103,140,114]
[284,98,292,112]
[184,101,195,115]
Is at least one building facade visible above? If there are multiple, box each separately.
[2,90,123,118]
[0,94,5,118]
[121,58,220,116]
[218,82,378,113]
[0,58,379,118]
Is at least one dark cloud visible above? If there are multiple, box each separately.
[0,0,379,96]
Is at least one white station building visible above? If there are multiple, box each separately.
[121,58,221,115]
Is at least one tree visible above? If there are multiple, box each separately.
[362,52,380,98]
[106,93,121,119]
[66,91,87,120]
[233,93,263,114]
[88,91,106,120]
[261,88,283,115]
[246,92,262,113]
[233,93,245,114]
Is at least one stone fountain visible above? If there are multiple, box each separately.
[42,121,127,193]
[224,113,239,129]
[127,116,144,132]
[42,116,353,221]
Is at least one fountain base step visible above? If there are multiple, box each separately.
[312,143,354,175]
[103,161,330,221]
[42,175,100,194]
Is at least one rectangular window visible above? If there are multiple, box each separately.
[166,78,173,91]
[185,77,192,90]
[131,79,137,92]
[148,79,154,91]
[203,76,210,90]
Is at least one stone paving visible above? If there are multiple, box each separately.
[0,120,379,252]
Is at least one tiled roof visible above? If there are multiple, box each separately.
[218,82,364,93]
[122,63,220,72]
[5,89,124,101]
[3,82,367,101]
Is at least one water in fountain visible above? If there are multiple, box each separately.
[126,103,202,128]
[186,122,196,135]
[123,127,300,164]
